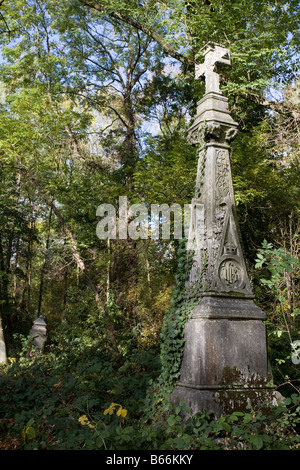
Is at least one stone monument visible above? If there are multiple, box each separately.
[0,317,7,364]
[171,42,276,418]
[29,315,47,352]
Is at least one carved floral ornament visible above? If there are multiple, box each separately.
[187,122,238,146]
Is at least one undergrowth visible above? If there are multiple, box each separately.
[0,240,299,450]
[0,344,299,450]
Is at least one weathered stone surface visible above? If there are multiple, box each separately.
[187,93,238,146]
[171,43,276,417]
[191,295,266,320]
[0,316,7,364]
[29,315,47,351]
[187,143,253,297]
[186,43,261,300]
[177,318,271,388]
[195,42,231,95]
[171,386,278,419]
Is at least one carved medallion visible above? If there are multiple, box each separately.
[219,259,242,288]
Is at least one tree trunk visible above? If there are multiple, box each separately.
[0,235,12,346]
[37,207,53,317]
[123,91,137,162]
[106,237,111,304]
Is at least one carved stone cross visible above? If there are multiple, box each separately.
[195,42,231,94]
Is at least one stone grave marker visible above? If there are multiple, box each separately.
[171,43,278,418]
[29,315,47,353]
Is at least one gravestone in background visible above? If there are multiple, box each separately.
[171,43,278,418]
[0,317,7,364]
[29,315,47,353]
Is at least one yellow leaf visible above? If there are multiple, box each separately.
[116,406,127,418]
[104,403,117,415]
[78,415,89,425]
[53,380,62,389]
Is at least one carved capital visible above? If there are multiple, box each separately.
[225,126,239,142]
[188,122,238,146]
[187,125,206,146]
[205,123,222,140]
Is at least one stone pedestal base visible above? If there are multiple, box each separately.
[171,296,276,418]
[171,385,278,419]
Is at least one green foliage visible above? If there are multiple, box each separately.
[255,240,299,296]
[0,238,298,451]
[255,239,299,334]
[255,240,300,396]
[0,344,299,450]
[151,240,196,396]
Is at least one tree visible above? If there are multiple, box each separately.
[77,0,300,111]
[54,8,156,180]
[0,0,299,362]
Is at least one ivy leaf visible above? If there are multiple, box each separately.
[250,434,264,450]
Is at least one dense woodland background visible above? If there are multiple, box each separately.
[0,0,299,450]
